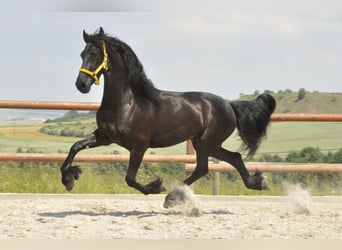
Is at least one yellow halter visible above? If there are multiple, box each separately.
[79,41,108,85]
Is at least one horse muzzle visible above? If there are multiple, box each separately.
[75,75,94,94]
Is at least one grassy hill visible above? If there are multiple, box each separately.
[239,90,342,114]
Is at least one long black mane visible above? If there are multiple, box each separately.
[88,29,160,105]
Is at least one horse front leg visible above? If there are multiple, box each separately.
[61,131,109,191]
[163,148,208,208]
[125,149,166,195]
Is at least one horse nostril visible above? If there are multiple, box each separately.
[76,79,90,93]
[76,79,86,89]
[79,82,86,89]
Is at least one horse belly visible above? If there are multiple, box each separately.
[150,124,199,148]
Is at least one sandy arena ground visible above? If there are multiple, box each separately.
[0,191,341,239]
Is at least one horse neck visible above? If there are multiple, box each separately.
[100,72,133,110]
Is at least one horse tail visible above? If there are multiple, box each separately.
[230,93,276,159]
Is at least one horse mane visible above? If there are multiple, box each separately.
[89,28,160,106]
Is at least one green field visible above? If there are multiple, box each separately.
[0,121,341,157]
[244,121,342,157]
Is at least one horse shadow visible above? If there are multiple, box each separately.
[38,209,233,219]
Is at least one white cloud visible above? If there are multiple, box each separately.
[165,10,342,43]
[166,12,307,41]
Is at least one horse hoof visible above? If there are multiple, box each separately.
[64,179,75,192]
[261,178,270,190]
[62,166,82,192]
[163,185,193,208]
[249,170,270,190]
[145,178,166,194]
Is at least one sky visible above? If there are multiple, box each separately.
[0,0,341,103]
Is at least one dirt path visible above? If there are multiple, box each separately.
[0,193,341,239]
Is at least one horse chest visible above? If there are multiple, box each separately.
[96,111,130,141]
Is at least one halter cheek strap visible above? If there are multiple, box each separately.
[79,41,108,85]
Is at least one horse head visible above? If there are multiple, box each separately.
[76,27,109,93]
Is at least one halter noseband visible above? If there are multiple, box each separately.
[79,41,108,85]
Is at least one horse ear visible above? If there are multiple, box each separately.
[99,27,104,35]
[83,30,91,43]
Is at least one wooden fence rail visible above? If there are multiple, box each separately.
[271,113,342,122]
[186,162,342,174]
[0,153,196,164]
[0,100,100,111]
[1,99,342,121]
[1,153,341,173]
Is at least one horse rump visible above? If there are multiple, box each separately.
[230,93,276,159]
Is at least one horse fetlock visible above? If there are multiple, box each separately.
[61,166,82,191]
[145,178,166,194]
[247,170,270,190]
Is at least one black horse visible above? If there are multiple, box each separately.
[61,27,276,199]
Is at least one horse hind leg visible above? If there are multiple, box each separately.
[210,147,269,190]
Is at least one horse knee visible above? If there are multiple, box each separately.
[125,176,136,187]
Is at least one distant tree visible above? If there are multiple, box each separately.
[63,110,79,119]
[263,90,274,95]
[286,147,325,163]
[297,88,306,101]
[329,148,342,163]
